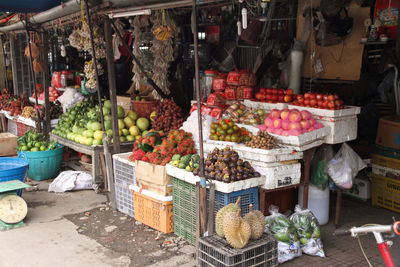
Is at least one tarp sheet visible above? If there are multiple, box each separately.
[0,0,61,13]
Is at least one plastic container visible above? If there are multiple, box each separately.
[372,173,400,213]
[113,152,135,217]
[18,145,64,181]
[0,157,29,196]
[132,190,173,233]
[298,185,330,225]
[198,234,277,267]
[131,100,158,119]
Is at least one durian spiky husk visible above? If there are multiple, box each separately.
[215,197,241,237]
[223,209,251,249]
[243,204,266,240]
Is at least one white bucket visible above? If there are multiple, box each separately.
[298,185,330,225]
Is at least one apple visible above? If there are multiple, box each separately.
[278,89,285,95]
[310,99,317,107]
[273,118,283,129]
[297,96,304,104]
[300,120,311,129]
[304,92,311,99]
[272,88,278,95]
[300,110,312,120]
[278,95,284,102]
[316,94,322,100]
[304,99,310,106]
[328,95,335,101]
[269,109,281,119]
[288,129,302,136]
[285,89,294,95]
[289,122,302,131]
[289,110,302,122]
[334,100,341,107]
[281,120,290,130]
[317,100,323,107]
[266,88,272,94]
[328,101,335,109]
[309,118,316,126]
[255,93,262,100]
[322,101,329,109]
[264,117,273,128]
[284,95,292,103]
[281,130,290,136]
[323,95,329,101]
[272,95,278,101]
[260,88,266,94]
[309,93,316,99]
[275,128,283,135]
[280,109,290,121]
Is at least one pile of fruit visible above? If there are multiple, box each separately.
[254,88,293,103]
[215,199,266,249]
[0,89,13,111]
[290,92,344,109]
[32,86,61,102]
[130,129,196,165]
[21,106,35,118]
[263,109,324,136]
[17,130,57,152]
[33,101,63,121]
[53,100,150,145]
[151,99,185,133]
[194,147,260,182]
[209,119,251,143]
[224,101,266,126]
[245,131,278,149]
[169,153,200,172]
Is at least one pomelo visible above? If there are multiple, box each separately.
[124,117,135,128]
[117,106,125,119]
[136,118,150,131]
[129,126,140,136]
[127,111,138,121]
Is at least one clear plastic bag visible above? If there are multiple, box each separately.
[311,145,334,190]
[326,143,367,189]
[264,205,302,263]
[290,205,325,258]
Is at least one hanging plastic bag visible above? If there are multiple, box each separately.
[311,145,334,190]
[265,205,302,264]
[326,143,366,189]
[290,205,325,258]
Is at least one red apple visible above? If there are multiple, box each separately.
[280,109,290,121]
[289,122,302,131]
[327,101,335,109]
[309,93,316,99]
[310,99,317,107]
[322,101,329,109]
[264,117,273,128]
[281,120,290,130]
[273,118,283,129]
[283,95,292,103]
[255,93,262,100]
[297,96,304,104]
[317,100,323,107]
[278,89,285,95]
[334,100,341,107]
[285,89,294,95]
[316,94,322,100]
[272,95,278,101]
[269,109,281,119]
[300,110,312,120]
[304,92,311,99]
[304,99,310,106]
[328,94,335,101]
[260,88,266,94]
[272,88,278,95]
[278,95,284,102]
[289,110,301,122]
[323,95,329,101]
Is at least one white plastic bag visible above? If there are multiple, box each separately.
[264,205,302,263]
[48,171,93,193]
[180,110,215,142]
[326,143,366,189]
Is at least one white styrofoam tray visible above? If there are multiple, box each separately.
[372,164,400,179]
[318,115,357,144]
[129,185,173,202]
[268,126,330,146]
[243,99,288,110]
[284,139,325,152]
[112,152,135,166]
[287,105,361,118]
[16,116,59,128]
[4,111,16,120]
[166,164,263,193]
[258,162,301,190]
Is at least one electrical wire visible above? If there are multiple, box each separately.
[357,236,373,267]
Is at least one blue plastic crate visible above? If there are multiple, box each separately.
[0,157,29,196]
[213,187,259,216]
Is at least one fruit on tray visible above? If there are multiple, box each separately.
[223,209,252,249]
[152,99,185,133]
[243,204,266,240]
[21,106,35,118]
[263,109,324,136]
[245,131,278,149]
[33,101,63,121]
[18,130,57,152]
[254,88,294,103]
[169,154,200,172]
[131,129,196,165]
[209,119,250,143]
[215,197,241,238]
[224,101,266,126]
[291,92,345,109]
[193,147,260,182]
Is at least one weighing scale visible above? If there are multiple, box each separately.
[0,180,31,231]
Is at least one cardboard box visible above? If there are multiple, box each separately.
[376,116,400,150]
[117,96,132,114]
[135,160,172,196]
[0,132,18,156]
[371,153,400,170]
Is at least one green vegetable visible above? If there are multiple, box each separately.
[172,154,181,161]
[180,155,191,165]
[274,232,290,243]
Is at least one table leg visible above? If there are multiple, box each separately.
[302,149,311,209]
[92,151,101,184]
[335,188,342,228]
[259,188,266,216]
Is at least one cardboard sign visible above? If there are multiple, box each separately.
[0,132,18,156]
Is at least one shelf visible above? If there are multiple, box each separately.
[261,182,304,193]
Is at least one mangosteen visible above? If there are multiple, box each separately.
[236,174,243,181]
[205,159,212,166]
[237,159,244,166]
[254,172,261,177]
[229,162,236,169]
[209,171,216,179]
[223,149,231,156]
[223,156,230,163]
[237,166,244,174]
[215,173,222,181]
[222,168,230,175]
[242,174,248,180]
[230,155,238,163]
[231,168,238,175]
[244,161,250,168]
[217,155,224,162]
[222,174,230,183]
[193,169,199,176]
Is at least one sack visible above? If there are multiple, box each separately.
[311,145,334,189]
[326,143,366,189]
[290,205,325,258]
[265,205,302,263]
[48,171,93,193]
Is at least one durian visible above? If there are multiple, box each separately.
[223,208,252,249]
[243,204,266,240]
[215,197,241,237]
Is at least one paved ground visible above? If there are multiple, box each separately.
[1,181,399,267]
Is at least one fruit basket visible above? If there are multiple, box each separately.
[131,100,158,119]
[0,156,29,196]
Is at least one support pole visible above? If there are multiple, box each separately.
[104,17,120,154]
[26,30,42,132]
[41,31,51,139]
[192,0,207,239]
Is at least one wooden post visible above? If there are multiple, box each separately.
[335,188,342,228]
[208,183,215,235]
[104,17,120,153]
[41,31,51,139]
[302,149,311,209]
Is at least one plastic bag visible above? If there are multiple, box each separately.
[311,145,334,190]
[290,205,325,258]
[326,143,366,189]
[264,205,302,263]
[48,171,93,193]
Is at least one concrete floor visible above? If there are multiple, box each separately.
[1,182,400,267]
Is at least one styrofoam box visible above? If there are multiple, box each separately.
[166,164,263,193]
[372,164,400,180]
[287,105,361,118]
[7,119,17,136]
[129,185,173,202]
[269,126,330,146]
[17,116,59,128]
[317,115,357,144]
[243,99,288,110]
[258,162,301,190]
[284,139,325,152]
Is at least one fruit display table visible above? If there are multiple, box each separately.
[49,133,134,184]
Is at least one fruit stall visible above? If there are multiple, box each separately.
[0,0,378,266]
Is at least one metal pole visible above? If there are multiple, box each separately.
[42,31,51,139]
[1,37,9,89]
[108,17,169,99]
[26,30,42,132]
[84,0,105,132]
[192,0,207,239]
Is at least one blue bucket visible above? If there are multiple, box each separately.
[18,145,64,181]
[0,157,29,196]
